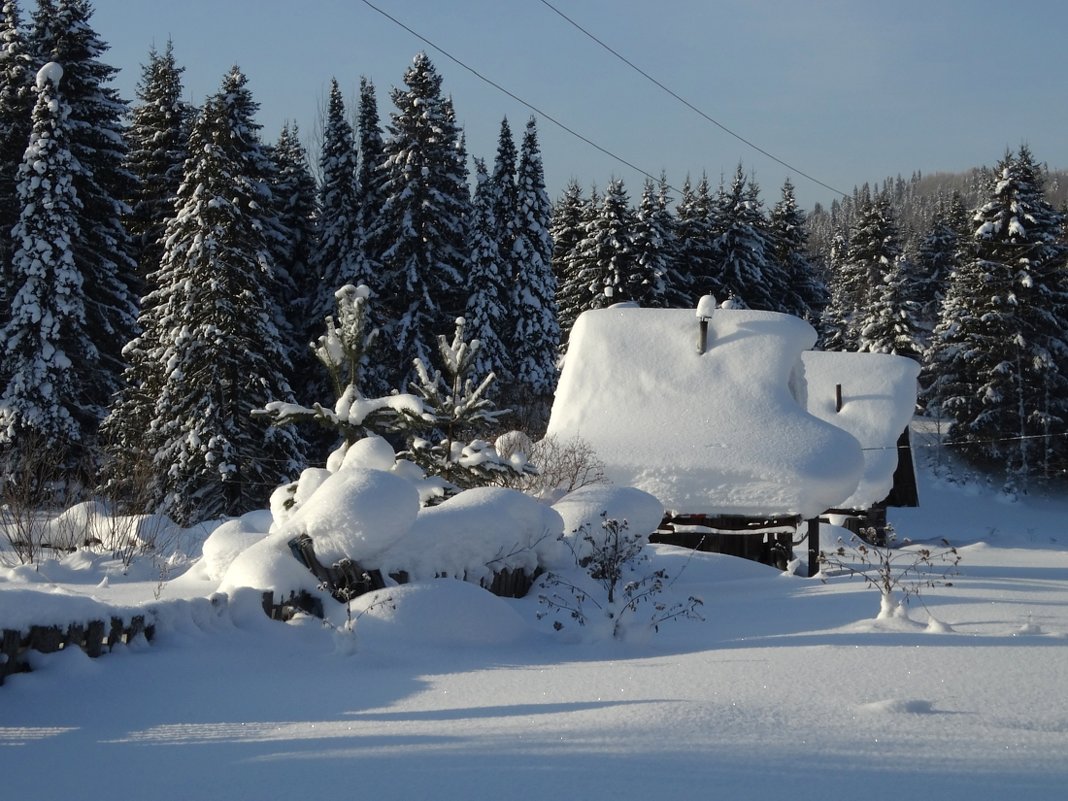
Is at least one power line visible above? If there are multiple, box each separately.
[536,0,848,199]
[358,0,673,190]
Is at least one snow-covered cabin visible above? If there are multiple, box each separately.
[545,302,919,567]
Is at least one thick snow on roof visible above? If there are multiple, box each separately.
[546,307,864,518]
[796,351,920,510]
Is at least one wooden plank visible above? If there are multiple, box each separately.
[66,623,85,651]
[29,626,64,654]
[1,629,24,683]
[807,518,820,578]
[85,620,106,658]
[108,617,124,651]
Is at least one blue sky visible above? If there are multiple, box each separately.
[90,0,1067,210]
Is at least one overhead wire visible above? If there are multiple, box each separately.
[535,0,848,198]
[358,0,674,190]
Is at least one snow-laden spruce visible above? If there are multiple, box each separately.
[0,60,86,459]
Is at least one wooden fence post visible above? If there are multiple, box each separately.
[808,518,820,578]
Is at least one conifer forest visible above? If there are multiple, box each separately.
[2,0,1067,525]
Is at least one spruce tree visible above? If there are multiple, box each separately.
[312,79,361,324]
[463,159,509,391]
[30,0,137,416]
[569,178,640,311]
[371,52,469,387]
[712,164,780,311]
[769,177,826,322]
[99,42,190,496]
[914,192,969,331]
[857,252,922,358]
[270,121,319,392]
[629,178,670,307]
[143,68,306,524]
[509,116,559,418]
[818,229,852,350]
[490,116,519,284]
[550,178,586,343]
[673,174,716,302]
[355,76,387,240]
[124,39,190,288]
[0,0,33,335]
[926,148,1068,487]
[0,62,86,467]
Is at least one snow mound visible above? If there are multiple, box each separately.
[217,533,323,598]
[379,486,565,581]
[339,435,397,471]
[858,698,937,715]
[201,511,271,582]
[349,581,530,647]
[46,501,182,553]
[553,484,664,536]
[269,467,332,528]
[280,468,420,565]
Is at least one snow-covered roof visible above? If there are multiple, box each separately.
[795,351,920,510]
[546,306,868,519]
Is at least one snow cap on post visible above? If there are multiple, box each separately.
[696,294,716,354]
[696,294,717,320]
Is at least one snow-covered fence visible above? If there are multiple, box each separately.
[0,615,154,686]
[259,532,543,622]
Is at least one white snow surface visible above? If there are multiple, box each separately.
[3,429,1068,800]
[547,307,865,517]
[797,350,920,509]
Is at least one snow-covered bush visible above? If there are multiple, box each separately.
[818,525,961,619]
[494,433,606,501]
[536,487,701,641]
[537,512,704,641]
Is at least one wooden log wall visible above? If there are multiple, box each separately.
[1,615,154,687]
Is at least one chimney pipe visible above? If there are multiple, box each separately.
[835,383,843,412]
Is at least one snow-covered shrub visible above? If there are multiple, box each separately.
[818,525,961,619]
[552,485,665,561]
[201,512,273,582]
[495,433,606,501]
[537,511,703,641]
